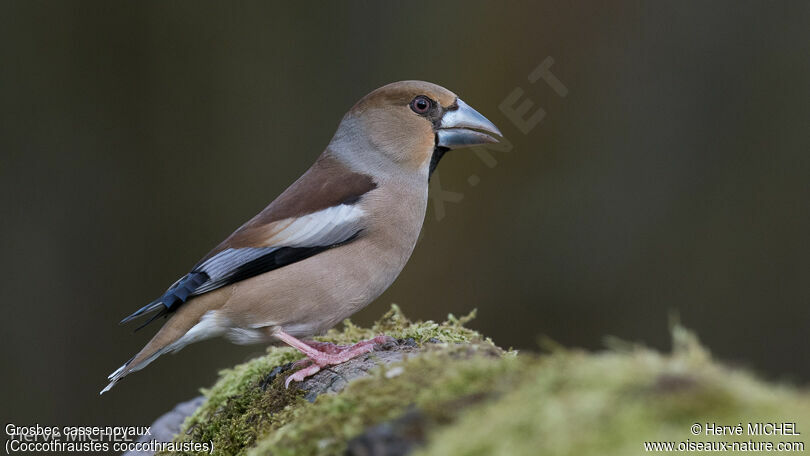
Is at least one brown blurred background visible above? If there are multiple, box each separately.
[1,1,808,430]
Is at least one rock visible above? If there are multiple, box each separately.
[345,408,427,456]
[299,339,421,402]
[133,337,424,455]
[140,306,810,456]
[123,396,204,456]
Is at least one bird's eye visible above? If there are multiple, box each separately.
[410,96,432,115]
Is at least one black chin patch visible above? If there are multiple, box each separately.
[429,146,450,179]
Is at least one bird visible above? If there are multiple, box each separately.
[102,81,502,393]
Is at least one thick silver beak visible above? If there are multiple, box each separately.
[436,98,503,149]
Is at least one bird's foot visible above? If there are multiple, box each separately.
[289,340,353,369]
[273,331,393,388]
[304,340,351,354]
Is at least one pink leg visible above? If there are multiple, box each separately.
[274,330,392,388]
[290,340,357,369]
[304,340,350,354]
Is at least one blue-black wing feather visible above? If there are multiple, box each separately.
[119,271,208,325]
[119,233,360,329]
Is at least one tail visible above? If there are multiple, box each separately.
[101,296,224,394]
[119,271,209,330]
[100,340,173,395]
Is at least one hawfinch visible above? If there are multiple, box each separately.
[102,81,502,393]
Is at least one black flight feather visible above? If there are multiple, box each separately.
[120,231,362,330]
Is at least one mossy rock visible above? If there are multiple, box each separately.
[156,306,809,456]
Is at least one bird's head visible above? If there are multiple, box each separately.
[329,81,502,178]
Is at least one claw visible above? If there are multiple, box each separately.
[291,357,314,370]
[285,364,321,388]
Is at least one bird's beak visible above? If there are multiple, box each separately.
[436,98,503,149]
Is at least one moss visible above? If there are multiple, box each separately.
[416,327,810,456]
[248,345,521,456]
[166,305,497,456]
[165,307,810,456]
[167,348,304,455]
[317,304,485,346]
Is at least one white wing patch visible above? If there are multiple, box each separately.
[191,204,366,294]
[264,203,366,247]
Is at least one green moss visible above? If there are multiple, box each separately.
[416,327,810,456]
[167,305,496,456]
[167,348,304,455]
[247,345,519,455]
[317,304,485,345]
[165,308,810,456]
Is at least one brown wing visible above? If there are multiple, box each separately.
[121,153,377,326]
[198,154,377,262]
